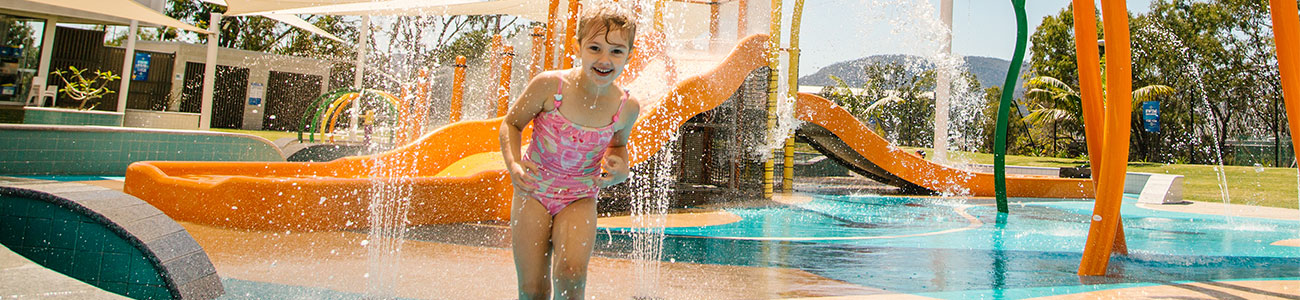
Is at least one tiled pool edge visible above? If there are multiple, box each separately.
[0,124,284,175]
[0,178,223,299]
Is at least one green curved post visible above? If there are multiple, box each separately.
[994,0,1028,214]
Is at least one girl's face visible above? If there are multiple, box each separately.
[577,28,632,86]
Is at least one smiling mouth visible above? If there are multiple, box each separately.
[592,66,614,77]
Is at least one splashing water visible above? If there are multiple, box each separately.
[1139,24,1233,214]
[365,123,415,298]
[626,135,678,298]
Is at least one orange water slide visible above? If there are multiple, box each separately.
[794,92,1095,198]
[123,34,771,231]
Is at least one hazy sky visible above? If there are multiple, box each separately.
[795,0,1156,75]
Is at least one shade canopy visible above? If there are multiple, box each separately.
[226,0,715,41]
[27,0,209,33]
[261,14,349,44]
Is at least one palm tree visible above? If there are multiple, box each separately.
[1024,75,1175,158]
[1024,76,1085,156]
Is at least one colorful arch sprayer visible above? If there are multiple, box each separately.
[120,0,1300,277]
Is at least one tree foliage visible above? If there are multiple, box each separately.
[1022,0,1287,166]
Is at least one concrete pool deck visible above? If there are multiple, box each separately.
[3,177,1297,299]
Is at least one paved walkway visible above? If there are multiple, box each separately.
[0,244,127,299]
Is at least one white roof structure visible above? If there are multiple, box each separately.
[226,0,715,42]
[5,0,208,33]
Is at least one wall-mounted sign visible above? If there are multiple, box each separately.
[1142,101,1160,133]
[132,52,150,81]
[248,82,265,106]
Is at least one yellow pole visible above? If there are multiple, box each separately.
[783,0,804,192]
[1078,0,1134,276]
[563,0,581,69]
[764,0,783,199]
[1268,0,1300,175]
[450,56,467,123]
[498,46,515,118]
[530,26,546,78]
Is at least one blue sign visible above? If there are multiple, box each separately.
[1141,101,1160,133]
[132,52,150,81]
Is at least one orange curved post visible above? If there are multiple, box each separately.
[563,0,581,69]
[545,0,560,71]
[1072,0,1127,256]
[530,26,546,78]
[450,56,467,123]
[1078,0,1135,276]
[1269,0,1300,172]
[497,46,515,118]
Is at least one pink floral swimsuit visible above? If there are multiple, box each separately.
[522,79,627,215]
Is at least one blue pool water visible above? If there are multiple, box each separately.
[601,193,1300,299]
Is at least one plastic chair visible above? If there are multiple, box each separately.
[26,81,57,107]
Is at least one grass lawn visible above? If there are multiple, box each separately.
[208,128,299,143]
[795,142,1298,209]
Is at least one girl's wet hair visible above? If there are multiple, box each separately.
[576,2,637,49]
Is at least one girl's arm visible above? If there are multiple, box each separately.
[598,96,642,187]
[500,73,556,192]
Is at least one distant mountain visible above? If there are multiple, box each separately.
[799,54,1029,95]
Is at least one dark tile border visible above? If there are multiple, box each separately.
[0,178,223,299]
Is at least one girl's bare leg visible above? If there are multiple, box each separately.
[511,192,555,300]
[550,197,598,300]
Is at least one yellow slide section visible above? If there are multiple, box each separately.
[124,34,771,231]
[795,92,1095,198]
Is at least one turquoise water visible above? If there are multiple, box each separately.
[601,193,1300,298]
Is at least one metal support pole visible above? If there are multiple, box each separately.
[933,0,953,164]
[35,16,57,103]
[200,13,221,130]
[117,20,138,113]
[352,15,370,141]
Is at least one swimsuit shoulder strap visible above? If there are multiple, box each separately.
[553,74,565,108]
[612,89,629,123]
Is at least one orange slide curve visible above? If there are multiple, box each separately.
[795,92,1095,198]
[123,34,771,231]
